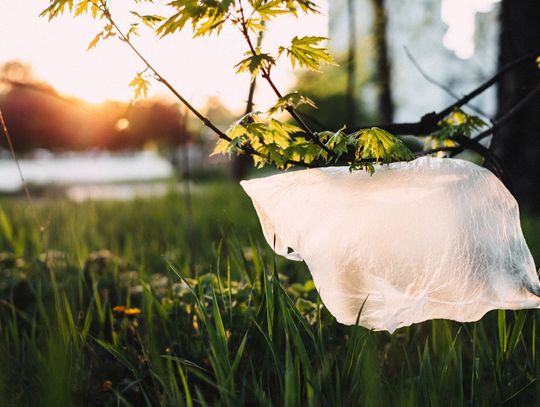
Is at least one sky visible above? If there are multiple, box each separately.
[0,0,499,113]
[441,0,500,59]
[0,1,329,112]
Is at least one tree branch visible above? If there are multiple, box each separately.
[236,1,338,160]
[403,46,489,119]
[473,81,540,142]
[98,2,312,169]
[355,50,540,136]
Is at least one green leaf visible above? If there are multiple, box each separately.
[429,108,487,141]
[284,138,322,164]
[268,119,302,146]
[267,91,317,114]
[75,0,90,16]
[254,0,288,20]
[157,0,234,37]
[324,126,352,156]
[40,0,75,20]
[258,142,287,167]
[130,11,165,28]
[245,122,269,143]
[87,32,102,50]
[235,51,276,77]
[245,17,266,33]
[285,0,319,15]
[279,36,335,71]
[353,127,413,166]
[129,72,151,100]
[210,138,231,156]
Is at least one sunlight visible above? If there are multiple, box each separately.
[441,0,500,59]
[0,1,328,112]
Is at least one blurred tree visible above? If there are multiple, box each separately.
[121,101,190,150]
[370,0,394,123]
[0,79,89,151]
[0,61,191,153]
[345,0,357,128]
[491,0,540,213]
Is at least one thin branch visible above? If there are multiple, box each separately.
[473,82,540,142]
[101,8,229,141]
[98,2,312,169]
[414,145,460,157]
[236,0,338,159]
[437,50,540,120]
[450,134,509,185]
[403,46,489,119]
[345,0,357,128]
[355,50,540,136]
[0,108,45,240]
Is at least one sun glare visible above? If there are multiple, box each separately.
[441,0,500,59]
[0,2,328,112]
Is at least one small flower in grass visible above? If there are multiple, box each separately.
[102,380,113,392]
[124,307,141,317]
[112,305,125,318]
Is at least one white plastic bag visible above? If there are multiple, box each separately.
[241,157,540,332]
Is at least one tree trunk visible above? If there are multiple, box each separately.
[370,0,394,123]
[490,0,540,213]
[346,0,357,129]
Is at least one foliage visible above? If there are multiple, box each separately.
[424,108,488,151]
[129,71,151,101]
[40,0,418,173]
[2,188,540,405]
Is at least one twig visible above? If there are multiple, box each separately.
[414,145,460,157]
[97,1,312,169]
[236,0,338,159]
[473,82,540,142]
[403,46,489,119]
[345,0,357,128]
[437,50,540,120]
[0,109,45,240]
[355,50,540,135]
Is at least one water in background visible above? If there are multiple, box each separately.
[0,150,175,200]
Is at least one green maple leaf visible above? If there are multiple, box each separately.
[235,51,276,77]
[129,72,150,100]
[279,36,336,71]
[267,91,317,114]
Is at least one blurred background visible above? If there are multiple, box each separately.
[0,0,537,207]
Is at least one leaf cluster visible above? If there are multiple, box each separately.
[322,126,414,174]
[41,0,414,174]
[429,108,487,140]
[214,111,414,173]
[424,108,487,152]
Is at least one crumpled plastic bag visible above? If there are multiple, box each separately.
[241,156,540,332]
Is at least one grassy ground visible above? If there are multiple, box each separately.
[1,181,540,406]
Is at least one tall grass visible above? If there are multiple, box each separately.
[1,181,540,405]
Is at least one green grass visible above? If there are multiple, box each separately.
[1,181,540,406]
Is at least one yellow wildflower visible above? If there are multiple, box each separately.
[124,307,141,317]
